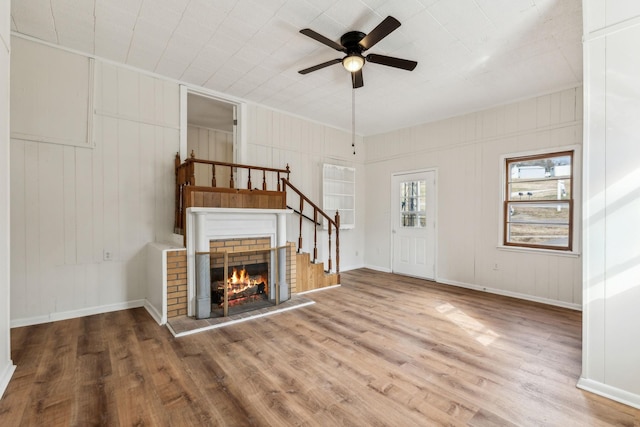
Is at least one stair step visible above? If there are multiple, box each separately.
[295,252,338,293]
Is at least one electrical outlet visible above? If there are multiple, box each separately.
[492,263,499,270]
[103,250,113,261]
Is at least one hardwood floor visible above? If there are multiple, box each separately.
[1,269,639,426]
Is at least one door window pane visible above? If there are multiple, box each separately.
[400,180,426,228]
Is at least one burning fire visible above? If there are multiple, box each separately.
[226,267,267,295]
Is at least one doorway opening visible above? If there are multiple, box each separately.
[179,88,238,177]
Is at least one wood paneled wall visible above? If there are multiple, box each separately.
[10,45,180,325]
[581,0,640,406]
[364,87,583,307]
[186,125,232,186]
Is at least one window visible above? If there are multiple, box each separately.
[399,180,426,228]
[504,150,573,251]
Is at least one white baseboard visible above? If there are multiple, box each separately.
[10,300,146,328]
[0,362,16,399]
[577,378,640,409]
[339,263,366,272]
[363,264,392,273]
[144,299,165,325]
[436,278,582,311]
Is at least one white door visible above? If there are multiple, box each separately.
[391,171,436,279]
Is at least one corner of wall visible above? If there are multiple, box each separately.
[0,0,15,400]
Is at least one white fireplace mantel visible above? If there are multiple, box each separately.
[185,208,292,317]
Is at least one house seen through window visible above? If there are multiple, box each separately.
[504,150,573,251]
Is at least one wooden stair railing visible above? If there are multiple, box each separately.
[281,178,340,281]
[174,151,290,233]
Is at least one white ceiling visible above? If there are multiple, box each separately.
[10,0,582,136]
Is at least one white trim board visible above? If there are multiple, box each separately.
[144,299,164,326]
[577,378,640,410]
[436,278,582,311]
[10,300,146,328]
[0,363,16,400]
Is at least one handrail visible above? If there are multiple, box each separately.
[286,205,321,226]
[174,151,290,232]
[176,151,290,191]
[186,157,291,175]
[281,178,340,277]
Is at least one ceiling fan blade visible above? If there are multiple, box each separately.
[358,16,401,51]
[352,69,363,89]
[300,29,345,51]
[367,54,417,71]
[298,58,342,75]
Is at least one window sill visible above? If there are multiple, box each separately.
[497,245,581,258]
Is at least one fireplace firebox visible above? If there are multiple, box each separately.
[210,262,272,316]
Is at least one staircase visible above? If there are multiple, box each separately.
[295,252,339,293]
[175,152,341,294]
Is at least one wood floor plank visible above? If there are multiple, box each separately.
[1,268,639,426]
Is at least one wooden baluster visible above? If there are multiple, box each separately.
[262,170,267,190]
[327,222,333,272]
[211,164,216,187]
[277,172,281,192]
[229,166,235,188]
[189,149,196,185]
[174,153,181,232]
[178,184,184,230]
[186,152,195,186]
[313,209,318,263]
[298,198,304,253]
[247,168,252,189]
[335,210,340,280]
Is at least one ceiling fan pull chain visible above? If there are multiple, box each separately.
[352,87,356,155]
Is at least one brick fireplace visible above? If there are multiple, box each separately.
[185,208,292,319]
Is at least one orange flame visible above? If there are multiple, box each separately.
[226,267,267,295]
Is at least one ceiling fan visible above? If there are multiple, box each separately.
[298,16,418,89]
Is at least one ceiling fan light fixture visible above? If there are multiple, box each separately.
[343,54,365,72]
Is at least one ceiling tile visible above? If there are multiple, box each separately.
[12,0,57,43]
[155,56,190,80]
[374,0,426,24]
[97,0,142,16]
[276,0,323,29]
[138,3,183,31]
